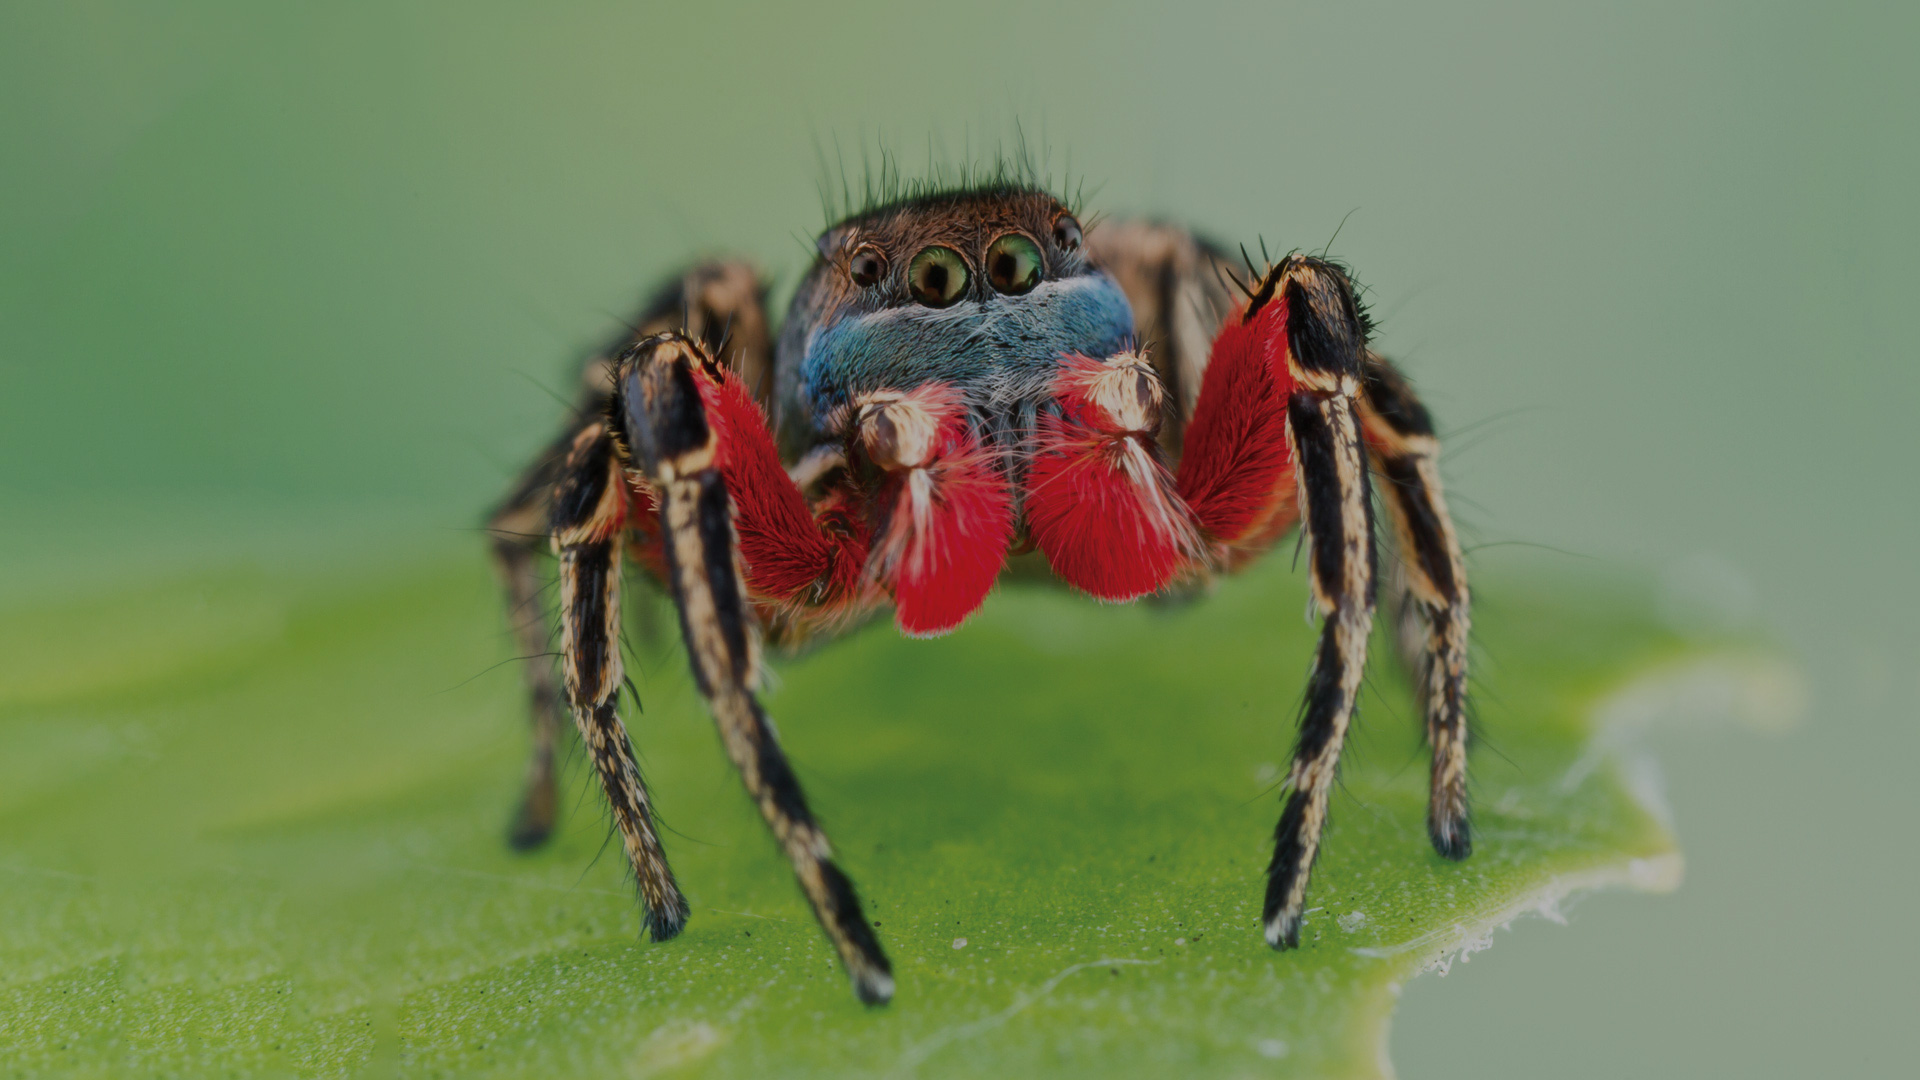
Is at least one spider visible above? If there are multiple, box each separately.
[486,183,1470,1005]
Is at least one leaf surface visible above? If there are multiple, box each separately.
[0,546,1766,1078]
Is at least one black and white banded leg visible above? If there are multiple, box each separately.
[488,258,776,851]
[616,333,894,1004]
[550,421,690,941]
[486,436,572,849]
[1361,353,1472,860]
[1262,258,1379,949]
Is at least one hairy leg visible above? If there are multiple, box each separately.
[1263,258,1379,948]
[490,259,775,848]
[1360,352,1472,859]
[1141,238,1476,937]
[584,259,775,406]
[486,435,571,848]
[619,333,893,1004]
[550,421,689,940]
[1174,253,1380,947]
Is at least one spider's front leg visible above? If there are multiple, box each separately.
[616,334,894,1005]
[1176,256,1379,948]
[489,258,773,850]
[548,420,690,940]
[1270,359,1375,948]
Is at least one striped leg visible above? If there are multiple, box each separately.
[1173,252,1381,945]
[550,422,689,941]
[1361,354,1472,859]
[608,258,776,406]
[487,436,572,849]
[1259,258,1379,949]
[618,333,894,1005]
[491,259,771,851]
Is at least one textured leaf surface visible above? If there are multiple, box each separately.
[0,544,1751,1078]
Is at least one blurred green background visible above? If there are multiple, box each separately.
[2,1,1915,1075]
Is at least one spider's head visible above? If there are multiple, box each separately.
[777,187,1135,436]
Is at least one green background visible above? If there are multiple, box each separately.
[2,1,1915,1076]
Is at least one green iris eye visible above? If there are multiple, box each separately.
[907,246,969,308]
[985,234,1043,295]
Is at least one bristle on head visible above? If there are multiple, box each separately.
[812,125,1083,230]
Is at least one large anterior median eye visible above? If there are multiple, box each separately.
[985,234,1043,295]
[907,246,970,307]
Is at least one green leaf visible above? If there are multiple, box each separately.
[0,546,1780,1078]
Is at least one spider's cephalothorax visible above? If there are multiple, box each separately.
[488,185,1471,1004]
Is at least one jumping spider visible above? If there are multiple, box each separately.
[488,185,1470,1004]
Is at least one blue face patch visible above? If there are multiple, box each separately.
[797,273,1136,426]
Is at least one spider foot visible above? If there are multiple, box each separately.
[644,892,692,943]
[1263,786,1319,950]
[507,771,557,851]
[1429,802,1472,861]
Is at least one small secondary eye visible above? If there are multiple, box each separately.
[1052,213,1083,252]
[848,246,886,288]
[985,234,1043,295]
[907,246,969,308]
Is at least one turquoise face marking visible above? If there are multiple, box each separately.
[797,272,1136,420]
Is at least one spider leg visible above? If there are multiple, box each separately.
[621,259,776,405]
[1172,254,1379,947]
[619,333,893,1005]
[1360,353,1472,859]
[486,436,572,849]
[1109,222,1476,932]
[490,259,775,848]
[1264,259,1378,949]
[547,420,690,940]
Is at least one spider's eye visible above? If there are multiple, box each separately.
[1052,214,1083,252]
[907,246,969,308]
[848,246,886,288]
[985,234,1043,295]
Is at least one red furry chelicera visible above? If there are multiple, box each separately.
[1026,355,1193,601]
[864,384,1012,637]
